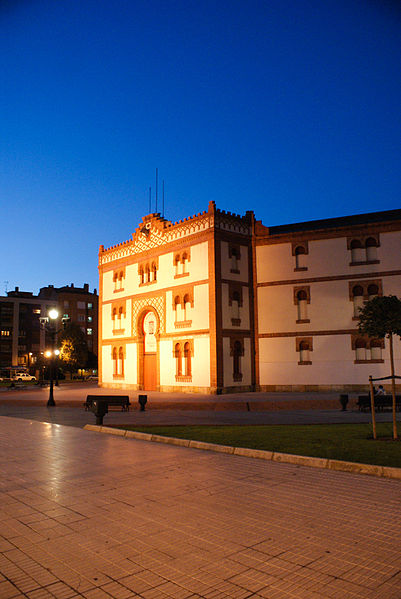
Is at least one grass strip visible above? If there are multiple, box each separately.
[116,423,401,468]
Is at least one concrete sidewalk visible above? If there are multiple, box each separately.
[1,416,401,598]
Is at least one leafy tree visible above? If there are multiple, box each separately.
[358,295,401,440]
[58,323,88,374]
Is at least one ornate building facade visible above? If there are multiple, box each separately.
[98,203,401,392]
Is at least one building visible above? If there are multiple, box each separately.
[0,284,98,369]
[98,203,401,393]
[38,284,98,357]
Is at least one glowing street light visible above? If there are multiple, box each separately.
[39,308,64,407]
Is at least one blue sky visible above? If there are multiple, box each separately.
[1,0,400,294]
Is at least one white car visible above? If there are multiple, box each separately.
[12,373,37,382]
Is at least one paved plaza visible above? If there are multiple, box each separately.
[1,414,401,598]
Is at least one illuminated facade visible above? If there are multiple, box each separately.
[98,203,401,392]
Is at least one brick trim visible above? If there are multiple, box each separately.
[257,269,401,288]
[291,240,309,256]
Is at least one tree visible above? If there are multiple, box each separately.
[58,324,88,375]
[358,295,401,440]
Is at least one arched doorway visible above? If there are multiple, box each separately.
[142,310,158,390]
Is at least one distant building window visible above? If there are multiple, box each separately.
[87,316,93,322]
[1,330,10,337]
[365,237,378,262]
[351,285,364,318]
[352,336,384,363]
[232,340,243,381]
[64,301,69,308]
[87,303,93,309]
[229,245,241,274]
[349,280,382,319]
[349,236,380,265]
[293,242,308,271]
[33,309,41,315]
[87,328,93,335]
[78,314,85,322]
[294,287,310,323]
[296,337,313,365]
[77,301,86,310]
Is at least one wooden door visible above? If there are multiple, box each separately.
[143,353,157,390]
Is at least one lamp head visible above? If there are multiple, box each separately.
[48,308,59,320]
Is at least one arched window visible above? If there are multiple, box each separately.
[355,338,367,361]
[118,347,124,376]
[299,341,310,363]
[139,267,144,285]
[294,245,307,270]
[367,283,379,301]
[174,255,180,276]
[112,307,117,323]
[145,265,151,284]
[182,253,188,274]
[113,272,118,291]
[175,343,182,376]
[233,340,242,380]
[232,291,240,319]
[152,262,157,282]
[183,294,191,321]
[352,285,364,317]
[370,339,382,361]
[112,347,118,375]
[296,290,308,321]
[118,306,124,321]
[174,296,181,322]
[184,342,191,376]
[231,248,239,272]
[365,237,378,262]
[350,239,364,263]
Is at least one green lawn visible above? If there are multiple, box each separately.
[117,423,401,468]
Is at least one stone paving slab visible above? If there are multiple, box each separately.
[0,416,401,598]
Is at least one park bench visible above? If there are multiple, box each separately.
[357,394,401,412]
[84,394,130,412]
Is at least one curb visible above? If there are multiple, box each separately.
[83,424,401,480]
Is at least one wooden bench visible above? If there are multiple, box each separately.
[84,395,130,411]
[357,395,401,412]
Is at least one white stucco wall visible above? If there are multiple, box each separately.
[124,342,137,385]
[101,344,113,384]
[259,336,401,386]
[256,231,401,284]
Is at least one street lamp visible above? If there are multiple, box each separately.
[39,309,68,407]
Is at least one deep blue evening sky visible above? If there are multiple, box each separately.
[1,0,400,294]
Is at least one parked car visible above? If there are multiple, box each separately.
[12,372,37,382]
[86,375,98,381]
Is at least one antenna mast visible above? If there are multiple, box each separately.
[155,168,158,213]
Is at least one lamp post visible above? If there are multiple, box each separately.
[39,309,68,407]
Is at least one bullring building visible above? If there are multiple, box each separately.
[98,202,401,393]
